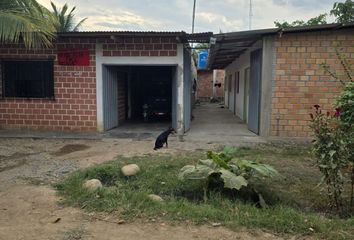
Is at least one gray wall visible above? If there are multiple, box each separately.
[259,35,276,137]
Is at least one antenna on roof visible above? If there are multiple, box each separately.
[192,0,197,33]
[249,0,253,30]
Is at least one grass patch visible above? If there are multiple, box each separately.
[56,145,354,240]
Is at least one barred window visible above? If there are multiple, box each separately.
[1,60,54,98]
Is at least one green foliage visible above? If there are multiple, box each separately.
[56,150,354,239]
[275,0,354,28]
[330,0,354,24]
[0,0,56,48]
[312,45,354,214]
[179,148,278,201]
[50,1,87,32]
[309,105,349,213]
[274,13,327,28]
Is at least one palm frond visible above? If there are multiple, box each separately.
[0,1,55,48]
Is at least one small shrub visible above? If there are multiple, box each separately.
[178,147,278,203]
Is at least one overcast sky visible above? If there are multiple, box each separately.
[38,0,337,33]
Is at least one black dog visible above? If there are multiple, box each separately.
[154,127,175,150]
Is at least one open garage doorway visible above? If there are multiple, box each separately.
[101,65,176,131]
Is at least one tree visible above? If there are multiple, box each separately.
[274,13,327,28]
[330,0,354,24]
[0,0,55,48]
[50,2,87,32]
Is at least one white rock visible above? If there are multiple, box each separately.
[83,179,102,191]
[148,194,164,202]
[121,164,140,176]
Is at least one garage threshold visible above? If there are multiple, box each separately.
[104,122,170,140]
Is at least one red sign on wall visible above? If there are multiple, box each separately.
[58,49,90,66]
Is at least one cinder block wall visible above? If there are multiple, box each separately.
[0,39,97,131]
[272,29,354,137]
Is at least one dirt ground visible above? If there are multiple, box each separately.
[0,137,287,240]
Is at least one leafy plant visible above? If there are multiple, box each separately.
[50,1,87,32]
[179,147,278,202]
[309,105,350,213]
[311,45,354,214]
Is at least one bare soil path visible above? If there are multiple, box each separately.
[0,137,286,240]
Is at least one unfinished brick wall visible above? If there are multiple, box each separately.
[0,38,97,131]
[117,71,126,122]
[197,69,225,102]
[101,37,177,57]
[197,70,213,101]
[272,29,354,137]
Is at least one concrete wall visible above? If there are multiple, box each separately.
[260,35,276,137]
[224,41,262,121]
[95,40,185,133]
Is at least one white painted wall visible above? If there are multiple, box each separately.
[224,41,262,121]
[96,43,185,133]
[225,52,250,120]
[229,73,235,114]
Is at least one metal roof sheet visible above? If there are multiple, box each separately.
[208,23,354,69]
[57,31,213,43]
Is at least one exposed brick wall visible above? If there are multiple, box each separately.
[117,72,126,122]
[272,29,354,137]
[215,70,225,99]
[0,39,97,131]
[197,69,225,102]
[197,70,212,101]
[101,37,177,57]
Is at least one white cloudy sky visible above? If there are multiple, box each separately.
[37,0,337,32]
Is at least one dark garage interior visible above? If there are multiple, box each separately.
[129,66,172,123]
[103,65,174,131]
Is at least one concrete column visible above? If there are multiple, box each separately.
[176,44,184,137]
[260,36,276,137]
[95,43,104,132]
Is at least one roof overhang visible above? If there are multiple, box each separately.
[57,31,212,44]
[208,28,278,69]
[208,23,354,69]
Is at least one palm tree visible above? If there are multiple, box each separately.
[0,0,56,48]
[50,2,87,32]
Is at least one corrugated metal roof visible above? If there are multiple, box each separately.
[208,23,354,69]
[58,31,213,43]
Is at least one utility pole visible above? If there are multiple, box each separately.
[249,0,253,30]
[192,0,197,33]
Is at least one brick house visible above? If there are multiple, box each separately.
[0,31,211,134]
[208,23,354,137]
[196,69,225,102]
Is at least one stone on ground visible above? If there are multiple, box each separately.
[148,194,164,202]
[121,164,140,176]
[83,179,102,191]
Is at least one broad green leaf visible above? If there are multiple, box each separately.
[178,164,214,180]
[219,169,248,190]
[207,151,230,169]
[232,159,279,177]
[199,159,219,170]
